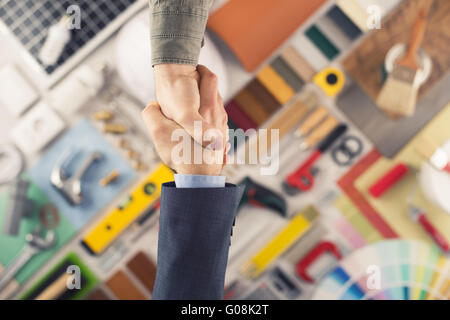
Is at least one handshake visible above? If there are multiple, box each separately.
[142,64,230,176]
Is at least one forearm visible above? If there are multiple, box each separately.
[149,0,214,66]
[152,182,243,300]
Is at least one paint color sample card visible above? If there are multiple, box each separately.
[207,0,326,71]
[313,240,450,300]
[27,119,136,229]
[334,195,384,245]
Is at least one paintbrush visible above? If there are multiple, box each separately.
[376,6,430,117]
[415,135,450,174]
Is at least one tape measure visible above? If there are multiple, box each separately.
[313,67,345,97]
[81,163,174,254]
[0,144,24,184]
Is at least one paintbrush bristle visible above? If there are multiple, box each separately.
[390,65,419,84]
[415,135,438,159]
[376,65,420,117]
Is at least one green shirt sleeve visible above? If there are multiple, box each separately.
[149,0,213,66]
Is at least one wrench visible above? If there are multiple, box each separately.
[0,228,56,292]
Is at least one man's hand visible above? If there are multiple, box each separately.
[142,98,229,176]
[154,64,227,150]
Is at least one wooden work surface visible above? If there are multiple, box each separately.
[343,0,450,102]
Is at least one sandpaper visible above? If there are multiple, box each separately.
[337,73,450,158]
[126,251,157,294]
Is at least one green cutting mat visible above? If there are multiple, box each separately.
[0,176,76,284]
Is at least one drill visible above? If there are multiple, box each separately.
[238,177,287,217]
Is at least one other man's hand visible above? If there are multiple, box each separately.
[142,98,229,176]
[154,64,227,150]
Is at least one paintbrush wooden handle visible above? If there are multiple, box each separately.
[36,273,70,300]
[400,6,430,69]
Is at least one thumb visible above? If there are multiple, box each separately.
[142,102,177,141]
[197,65,219,115]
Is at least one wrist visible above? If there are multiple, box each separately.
[154,64,196,77]
[175,166,223,176]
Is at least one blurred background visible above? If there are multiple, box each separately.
[0,0,449,300]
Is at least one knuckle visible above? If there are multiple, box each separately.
[206,72,218,83]
[149,123,164,138]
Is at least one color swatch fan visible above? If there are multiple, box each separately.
[313,240,450,300]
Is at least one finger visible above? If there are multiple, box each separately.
[226,142,231,154]
[142,102,179,142]
[197,65,219,118]
[179,112,224,150]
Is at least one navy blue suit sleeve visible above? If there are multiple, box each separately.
[152,182,244,300]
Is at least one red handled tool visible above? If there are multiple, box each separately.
[282,124,348,195]
[369,163,410,198]
[409,206,449,252]
[408,184,450,252]
[296,241,342,283]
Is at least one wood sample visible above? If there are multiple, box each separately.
[256,66,295,104]
[234,88,271,125]
[343,0,450,102]
[127,251,157,294]
[246,79,281,114]
[106,270,146,300]
[280,46,316,81]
